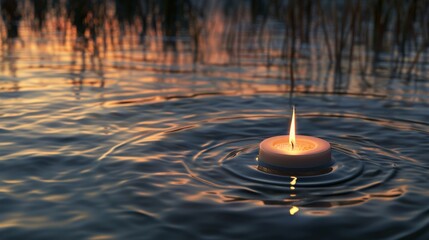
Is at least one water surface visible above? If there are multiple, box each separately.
[1,1,429,239]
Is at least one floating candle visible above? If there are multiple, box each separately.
[258,106,333,175]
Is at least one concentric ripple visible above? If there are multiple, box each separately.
[96,93,429,239]
[170,117,398,203]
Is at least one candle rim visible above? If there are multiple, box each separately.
[260,135,330,156]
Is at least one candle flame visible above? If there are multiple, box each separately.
[289,106,296,150]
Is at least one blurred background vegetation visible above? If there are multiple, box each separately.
[0,0,428,100]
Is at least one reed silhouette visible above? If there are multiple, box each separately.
[1,0,21,39]
[0,0,428,95]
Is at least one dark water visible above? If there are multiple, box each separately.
[1,1,429,239]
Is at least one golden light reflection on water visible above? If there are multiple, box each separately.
[41,194,70,202]
[0,214,50,229]
[289,176,299,215]
[289,206,299,215]
[0,4,424,236]
[2,0,424,106]
[0,211,88,229]
[89,235,115,240]
[290,176,297,190]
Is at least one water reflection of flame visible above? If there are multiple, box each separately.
[290,176,297,190]
[289,206,299,216]
[289,176,299,215]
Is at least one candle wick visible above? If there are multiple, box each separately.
[291,142,295,150]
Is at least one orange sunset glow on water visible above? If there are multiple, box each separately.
[1,1,429,239]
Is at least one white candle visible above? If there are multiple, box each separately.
[258,107,332,175]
